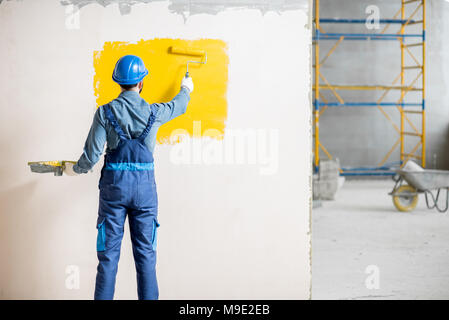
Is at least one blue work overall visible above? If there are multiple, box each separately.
[94,104,159,300]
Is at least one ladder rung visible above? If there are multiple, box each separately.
[403,65,423,70]
[405,20,423,26]
[404,110,423,114]
[403,132,422,137]
[404,0,421,4]
[401,153,422,159]
[312,85,422,91]
[404,42,423,48]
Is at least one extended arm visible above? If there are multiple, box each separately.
[154,86,191,125]
[72,108,107,174]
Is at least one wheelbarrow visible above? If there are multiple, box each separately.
[390,169,449,212]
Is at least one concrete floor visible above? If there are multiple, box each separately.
[312,179,449,300]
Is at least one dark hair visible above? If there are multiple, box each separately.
[120,83,138,90]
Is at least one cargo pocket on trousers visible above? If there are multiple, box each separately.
[151,219,160,251]
[96,216,106,252]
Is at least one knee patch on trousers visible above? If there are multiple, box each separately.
[97,216,106,252]
[152,219,160,251]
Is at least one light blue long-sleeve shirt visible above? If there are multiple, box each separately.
[74,88,190,174]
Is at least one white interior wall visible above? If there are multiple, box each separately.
[0,0,311,299]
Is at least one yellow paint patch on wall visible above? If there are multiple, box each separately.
[93,39,228,143]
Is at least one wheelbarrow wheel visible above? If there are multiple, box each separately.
[393,185,418,212]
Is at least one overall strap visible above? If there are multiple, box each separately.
[138,105,157,141]
[104,105,129,140]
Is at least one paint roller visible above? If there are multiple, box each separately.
[170,46,207,78]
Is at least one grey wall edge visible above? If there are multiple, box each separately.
[56,0,308,17]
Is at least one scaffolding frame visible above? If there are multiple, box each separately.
[313,0,426,176]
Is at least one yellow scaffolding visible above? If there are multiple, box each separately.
[313,0,426,176]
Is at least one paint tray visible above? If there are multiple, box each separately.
[27,160,76,176]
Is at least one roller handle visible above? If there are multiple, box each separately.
[185,71,189,78]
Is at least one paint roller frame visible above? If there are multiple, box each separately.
[170,46,207,77]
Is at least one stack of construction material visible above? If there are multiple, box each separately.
[313,159,342,201]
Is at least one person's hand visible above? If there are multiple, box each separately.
[64,162,78,176]
[181,75,194,93]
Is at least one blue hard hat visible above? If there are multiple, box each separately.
[112,55,148,85]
